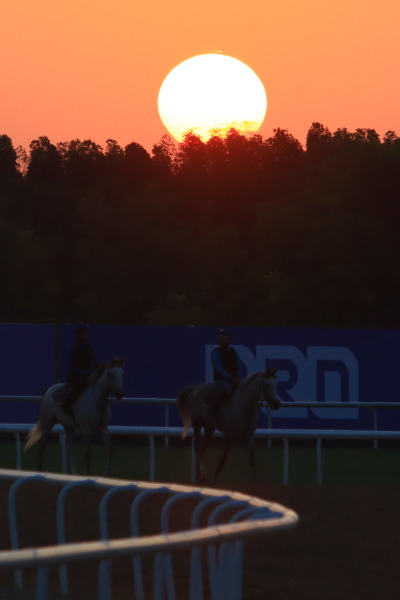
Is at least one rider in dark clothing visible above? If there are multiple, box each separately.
[211,329,243,409]
[64,324,98,412]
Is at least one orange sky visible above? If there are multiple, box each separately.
[1,0,399,153]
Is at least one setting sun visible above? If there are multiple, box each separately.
[158,53,267,143]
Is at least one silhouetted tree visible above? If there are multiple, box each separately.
[0,221,59,321]
[152,134,177,181]
[124,141,154,184]
[265,128,304,168]
[0,134,21,185]
[0,134,23,220]
[383,130,400,148]
[306,122,333,158]
[27,136,62,182]
[0,124,398,327]
[57,139,104,186]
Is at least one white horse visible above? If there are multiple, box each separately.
[24,357,124,475]
[177,368,280,484]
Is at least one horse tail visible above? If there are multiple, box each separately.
[24,422,42,451]
[177,385,194,440]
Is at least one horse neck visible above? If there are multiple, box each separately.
[240,373,262,412]
[90,370,110,403]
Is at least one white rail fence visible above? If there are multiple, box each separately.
[0,469,298,600]
[1,396,400,485]
[2,395,400,439]
[2,424,400,486]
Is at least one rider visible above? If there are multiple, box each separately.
[211,329,244,411]
[64,324,98,413]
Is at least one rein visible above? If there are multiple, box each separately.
[90,358,124,405]
[240,371,277,419]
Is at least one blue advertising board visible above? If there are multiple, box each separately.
[0,324,399,430]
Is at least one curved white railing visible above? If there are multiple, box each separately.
[0,469,298,600]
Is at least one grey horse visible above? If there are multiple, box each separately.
[177,368,280,484]
[24,357,124,475]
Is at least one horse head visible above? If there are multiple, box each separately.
[110,357,124,368]
[261,367,280,410]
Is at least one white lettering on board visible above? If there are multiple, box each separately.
[205,344,359,420]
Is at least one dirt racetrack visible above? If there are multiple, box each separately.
[1,479,399,599]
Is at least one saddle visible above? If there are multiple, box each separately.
[54,385,83,419]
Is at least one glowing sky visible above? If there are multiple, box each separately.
[1,0,399,152]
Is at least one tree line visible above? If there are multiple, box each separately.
[0,122,399,328]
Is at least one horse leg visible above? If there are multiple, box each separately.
[66,429,78,474]
[196,425,215,482]
[37,438,46,471]
[99,427,113,475]
[247,436,257,484]
[80,428,92,475]
[36,418,54,472]
[214,438,230,485]
[85,444,92,476]
[84,440,92,476]
[193,424,205,481]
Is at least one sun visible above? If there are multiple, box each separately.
[158,53,267,143]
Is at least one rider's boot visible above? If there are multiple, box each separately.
[62,387,82,416]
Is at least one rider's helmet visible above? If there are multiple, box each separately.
[217,328,231,342]
[75,323,90,334]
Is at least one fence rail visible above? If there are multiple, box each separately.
[1,423,400,486]
[2,395,400,443]
[0,469,298,600]
[3,395,400,408]
[1,395,400,485]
